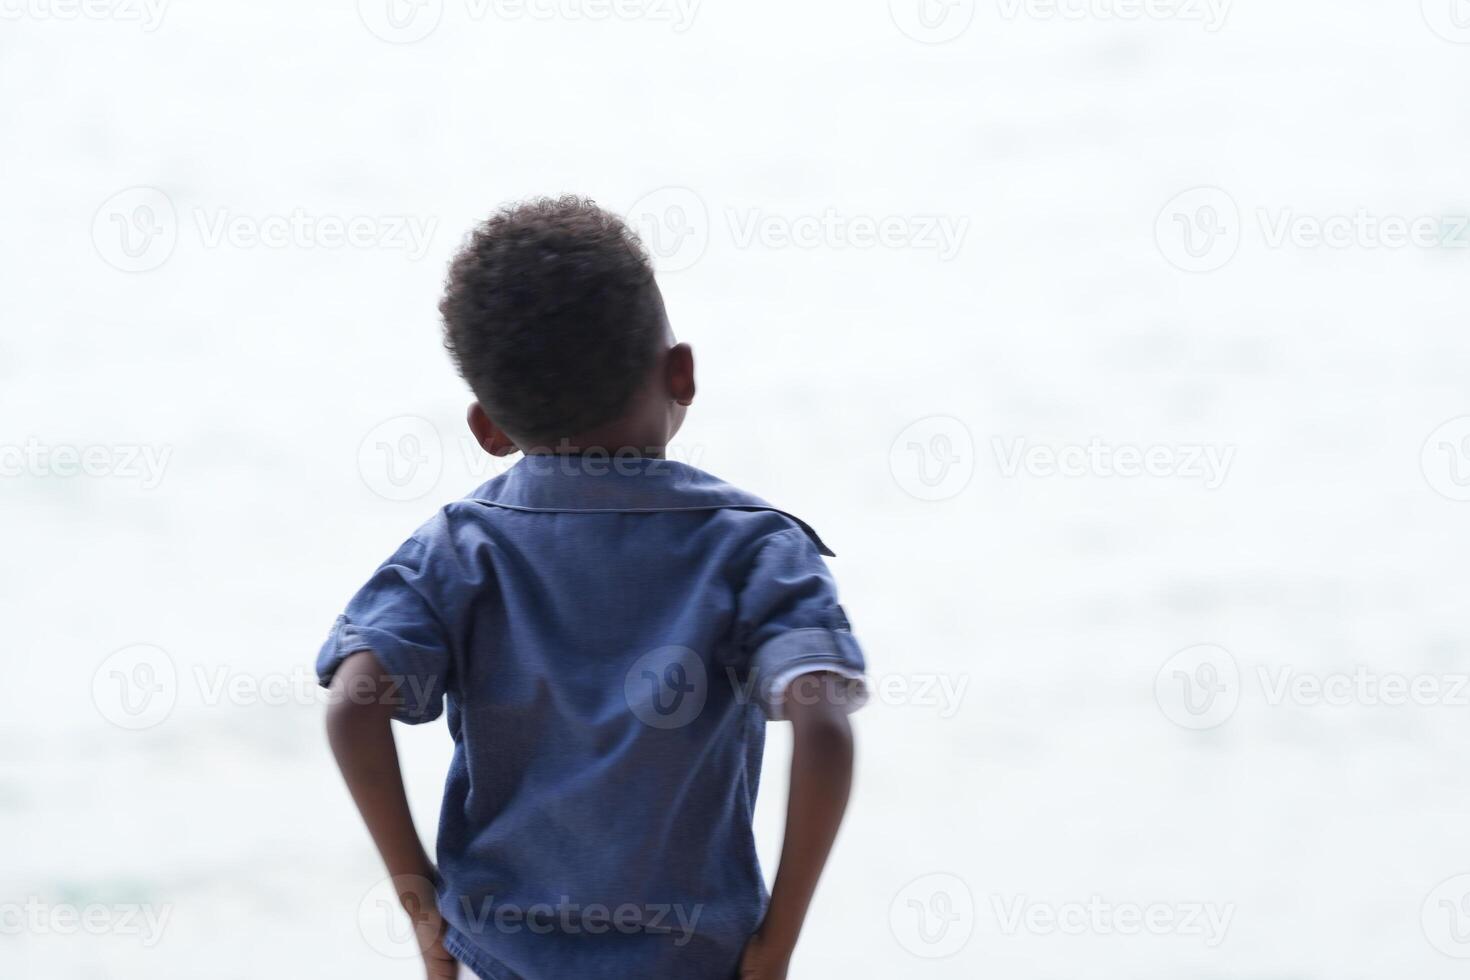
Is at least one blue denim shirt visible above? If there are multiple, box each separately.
[317,455,867,980]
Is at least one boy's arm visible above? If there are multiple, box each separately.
[741,671,856,980]
[326,649,458,980]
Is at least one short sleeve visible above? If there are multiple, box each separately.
[736,526,869,721]
[316,536,453,724]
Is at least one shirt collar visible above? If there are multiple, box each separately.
[466,454,835,556]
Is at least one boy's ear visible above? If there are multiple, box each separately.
[466,402,520,457]
[667,342,695,407]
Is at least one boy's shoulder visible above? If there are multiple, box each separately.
[420,456,835,557]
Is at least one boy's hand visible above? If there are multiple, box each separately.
[390,874,458,979]
[402,887,458,979]
[738,931,791,980]
[422,932,459,979]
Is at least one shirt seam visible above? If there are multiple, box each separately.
[467,500,835,556]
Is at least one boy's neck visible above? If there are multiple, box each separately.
[509,373,680,459]
[523,443,667,458]
[518,430,669,459]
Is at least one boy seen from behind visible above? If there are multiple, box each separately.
[320,196,868,980]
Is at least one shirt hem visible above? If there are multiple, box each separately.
[442,925,519,980]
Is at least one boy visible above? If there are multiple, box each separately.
[319,196,867,979]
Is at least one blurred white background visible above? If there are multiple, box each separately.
[4,0,1470,976]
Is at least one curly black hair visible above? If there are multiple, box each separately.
[439,196,664,441]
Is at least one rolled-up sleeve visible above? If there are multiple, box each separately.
[316,536,453,724]
[737,526,868,721]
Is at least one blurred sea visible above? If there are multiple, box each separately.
[4,1,1470,976]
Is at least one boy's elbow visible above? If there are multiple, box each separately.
[799,710,854,756]
[786,685,855,763]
